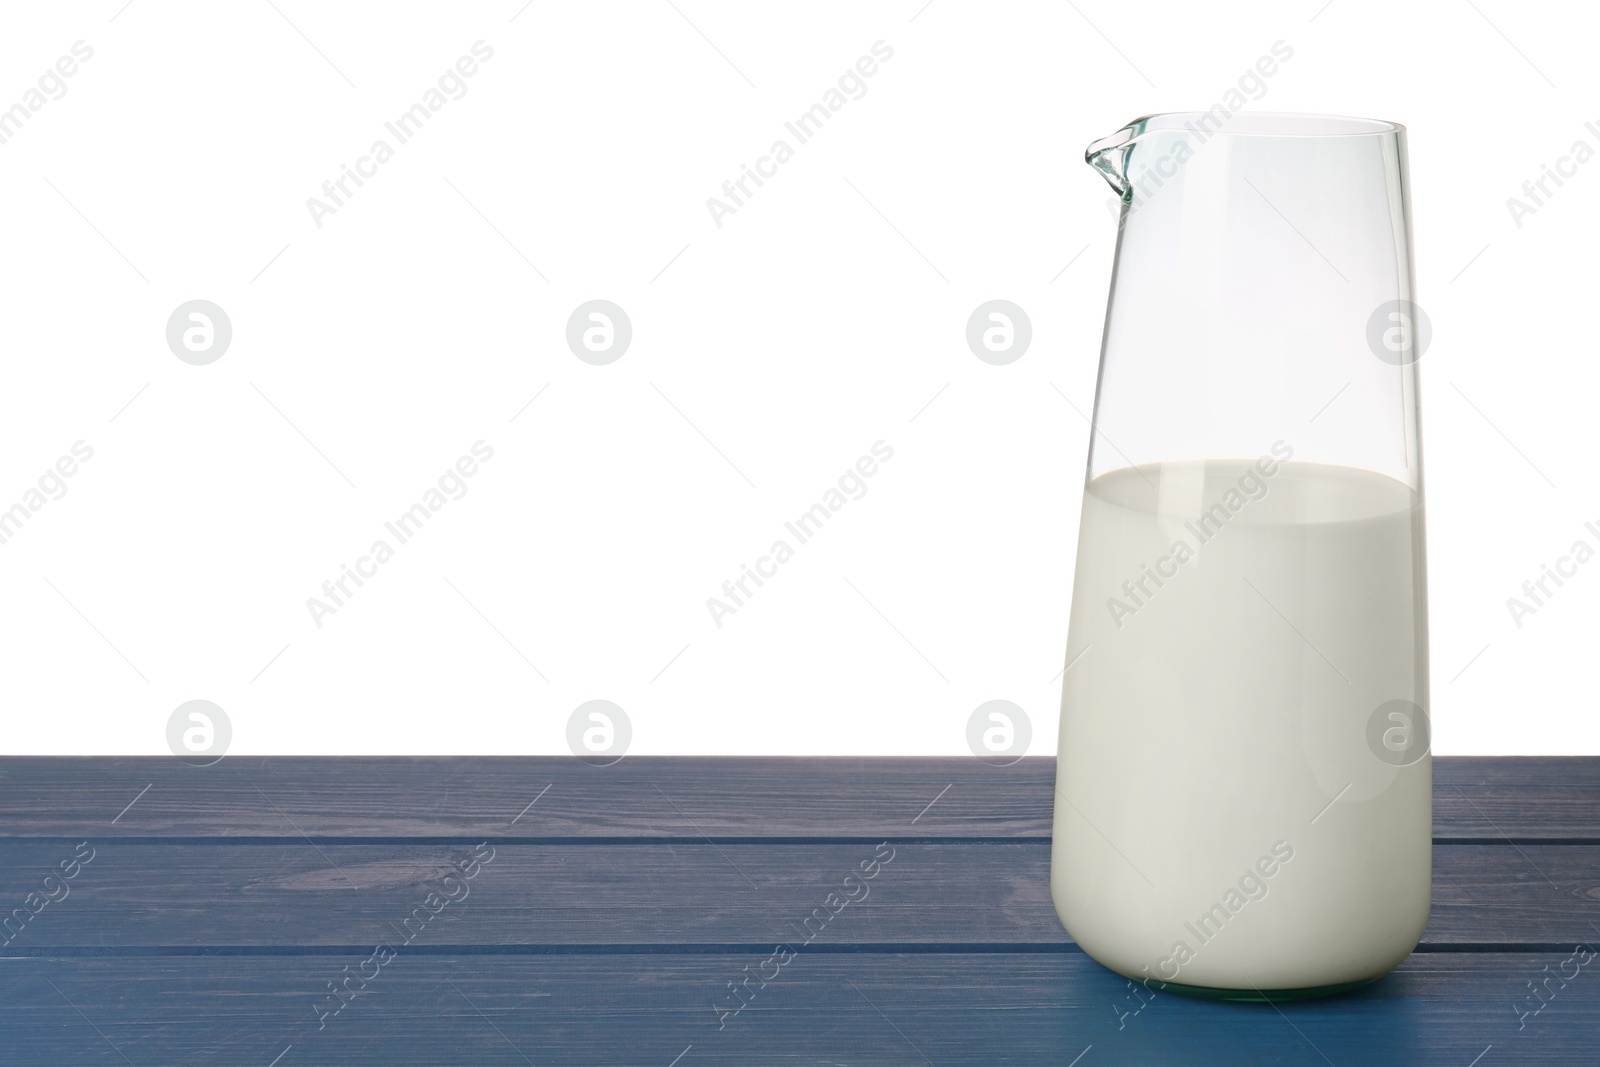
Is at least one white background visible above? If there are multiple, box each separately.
[0,0,1594,756]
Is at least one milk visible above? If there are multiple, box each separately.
[1052,456,1431,993]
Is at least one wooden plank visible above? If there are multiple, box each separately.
[1436,757,1600,841]
[1,952,1593,1065]
[2,756,1596,841]
[0,756,1041,839]
[1,840,1596,950]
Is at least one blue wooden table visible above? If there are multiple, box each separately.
[1,756,1596,1064]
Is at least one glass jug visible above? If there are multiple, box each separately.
[1052,113,1430,999]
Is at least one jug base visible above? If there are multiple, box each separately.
[1142,976,1378,1003]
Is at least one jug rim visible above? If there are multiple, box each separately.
[1119,112,1403,139]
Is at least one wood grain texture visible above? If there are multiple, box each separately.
[2,756,1596,839]
[0,840,1596,950]
[0,756,1036,839]
[0,953,1592,1066]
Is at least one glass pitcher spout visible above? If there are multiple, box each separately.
[1085,121,1140,201]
